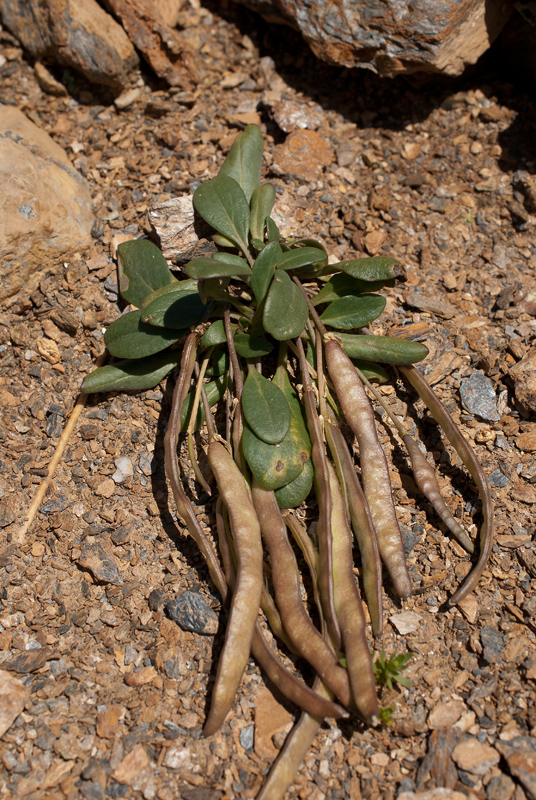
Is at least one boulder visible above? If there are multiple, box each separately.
[0,0,138,87]
[0,106,94,304]
[238,0,513,76]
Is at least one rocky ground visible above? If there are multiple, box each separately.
[1,2,536,800]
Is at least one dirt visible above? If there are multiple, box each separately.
[1,3,536,800]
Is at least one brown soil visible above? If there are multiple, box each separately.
[1,4,536,800]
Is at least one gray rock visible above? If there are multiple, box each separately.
[237,0,512,76]
[459,371,500,422]
[487,468,509,488]
[0,106,94,303]
[166,591,219,635]
[480,625,504,664]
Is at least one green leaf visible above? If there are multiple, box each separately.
[201,319,228,347]
[104,310,182,359]
[242,424,304,491]
[320,294,386,330]
[193,176,250,252]
[337,256,406,283]
[184,256,251,281]
[82,351,180,394]
[218,124,263,202]
[251,241,283,303]
[266,216,280,243]
[181,376,227,431]
[206,349,229,377]
[140,283,208,329]
[312,272,395,305]
[212,252,249,267]
[242,368,291,444]
[250,184,276,240]
[212,233,238,248]
[263,270,309,341]
[117,239,175,308]
[233,333,273,358]
[275,247,327,272]
[338,333,429,364]
[275,459,314,508]
[351,359,390,383]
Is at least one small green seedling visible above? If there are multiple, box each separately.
[373,650,413,691]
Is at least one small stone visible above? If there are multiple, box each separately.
[405,290,457,319]
[77,541,123,585]
[452,738,500,775]
[486,773,515,800]
[125,666,157,687]
[2,646,57,674]
[428,700,465,730]
[496,737,536,800]
[95,478,115,498]
[113,744,150,785]
[459,371,500,422]
[457,594,478,624]
[516,428,536,452]
[363,229,387,255]
[112,457,134,484]
[239,725,254,752]
[272,99,324,132]
[390,611,422,635]
[254,687,293,760]
[510,484,536,505]
[114,88,142,110]
[96,705,123,739]
[273,129,334,181]
[509,346,536,414]
[488,468,509,488]
[0,670,30,737]
[398,790,468,800]
[162,745,192,770]
[166,591,219,635]
[480,625,505,663]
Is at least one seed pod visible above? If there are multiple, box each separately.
[325,338,411,598]
[204,441,263,735]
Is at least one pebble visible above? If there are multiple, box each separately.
[125,666,157,687]
[509,346,536,414]
[165,591,219,635]
[459,371,500,422]
[399,790,468,800]
[2,645,57,674]
[162,745,192,770]
[390,610,422,635]
[95,478,115,498]
[273,129,334,181]
[114,87,142,110]
[112,744,150,785]
[516,428,536,452]
[272,99,324,132]
[77,541,123,585]
[112,456,134,483]
[451,738,500,775]
[496,736,536,800]
[428,699,465,730]
[96,705,123,739]
[0,670,30,737]
[457,594,478,624]
[480,625,505,663]
[239,725,255,752]
[487,468,510,488]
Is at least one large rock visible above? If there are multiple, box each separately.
[0,0,138,87]
[0,106,94,304]
[239,0,513,76]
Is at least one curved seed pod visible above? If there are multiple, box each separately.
[398,365,494,606]
[204,441,264,736]
[327,461,380,725]
[325,339,411,599]
[326,420,383,637]
[403,434,474,554]
[283,511,323,618]
[252,480,352,709]
[216,496,344,720]
[296,338,341,648]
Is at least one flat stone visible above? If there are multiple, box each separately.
[399,789,468,800]
[0,106,94,303]
[452,738,500,775]
[486,773,515,800]
[496,737,536,800]
[254,686,293,760]
[457,594,478,624]
[480,625,505,663]
[516,427,536,452]
[96,705,123,739]
[166,591,219,635]
[390,610,422,635]
[459,370,500,422]
[113,744,151,785]
[77,541,123,585]
[125,666,157,687]
[273,129,334,182]
[0,670,30,737]
[2,646,58,674]
[271,99,324,132]
[162,745,193,770]
[428,700,465,730]
[405,290,456,319]
[510,346,536,413]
